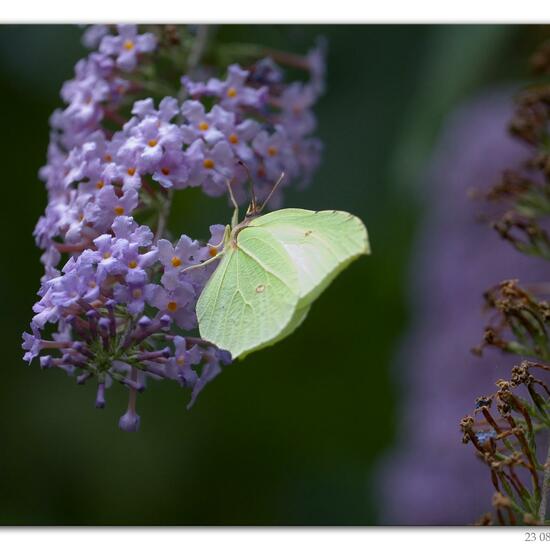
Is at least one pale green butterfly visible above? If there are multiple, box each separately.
[190,176,370,359]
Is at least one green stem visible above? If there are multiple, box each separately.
[538,435,550,522]
[154,190,173,243]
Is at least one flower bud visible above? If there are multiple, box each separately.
[118,409,140,432]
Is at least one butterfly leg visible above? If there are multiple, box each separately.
[180,253,224,274]
[207,224,230,253]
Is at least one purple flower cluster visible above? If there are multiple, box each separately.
[36,24,159,277]
[36,29,325,275]
[181,58,324,203]
[24,215,230,430]
[25,223,232,434]
[24,25,326,431]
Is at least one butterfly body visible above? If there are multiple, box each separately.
[196,208,370,359]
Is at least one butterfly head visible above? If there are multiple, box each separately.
[245,171,286,220]
[245,201,261,219]
[226,171,286,236]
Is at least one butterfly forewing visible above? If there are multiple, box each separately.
[196,227,300,359]
[250,209,370,307]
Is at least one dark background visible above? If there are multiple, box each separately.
[0,25,536,524]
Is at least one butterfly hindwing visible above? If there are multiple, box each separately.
[258,302,311,350]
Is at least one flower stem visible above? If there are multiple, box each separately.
[539,434,550,522]
[154,190,173,242]
[127,367,138,414]
[187,25,211,73]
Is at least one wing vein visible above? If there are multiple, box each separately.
[237,240,292,288]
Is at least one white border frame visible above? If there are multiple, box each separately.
[1,0,550,24]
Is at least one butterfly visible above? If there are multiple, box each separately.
[192,176,370,359]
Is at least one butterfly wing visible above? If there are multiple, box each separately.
[249,209,370,308]
[196,227,300,359]
[260,302,311,349]
[197,209,369,359]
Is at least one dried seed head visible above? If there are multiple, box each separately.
[511,364,534,386]
[492,492,512,509]
[523,513,541,526]
[474,512,493,526]
[460,415,475,432]
[475,395,493,409]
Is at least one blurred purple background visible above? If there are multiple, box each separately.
[377,89,550,525]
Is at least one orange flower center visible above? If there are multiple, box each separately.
[198,121,209,131]
[147,139,158,147]
[104,154,113,162]
[209,247,218,257]
[228,133,239,144]
[176,356,185,366]
[95,180,104,190]
[167,301,178,312]
[114,206,125,216]
[132,288,142,299]
[123,40,134,51]
[103,252,111,259]
[161,167,170,175]
[128,260,138,269]
[127,167,136,176]
[171,256,182,267]
[267,146,278,157]
[203,159,215,170]
[227,87,237,98]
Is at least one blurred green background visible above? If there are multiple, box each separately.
[0,25,537,525]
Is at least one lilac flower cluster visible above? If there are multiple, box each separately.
[24,25,325,431]
[24,214,230,430]
[181,56,324,202]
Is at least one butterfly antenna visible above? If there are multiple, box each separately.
[225,178,239,228]
[259,172,285,213]
[238,160,258,214]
